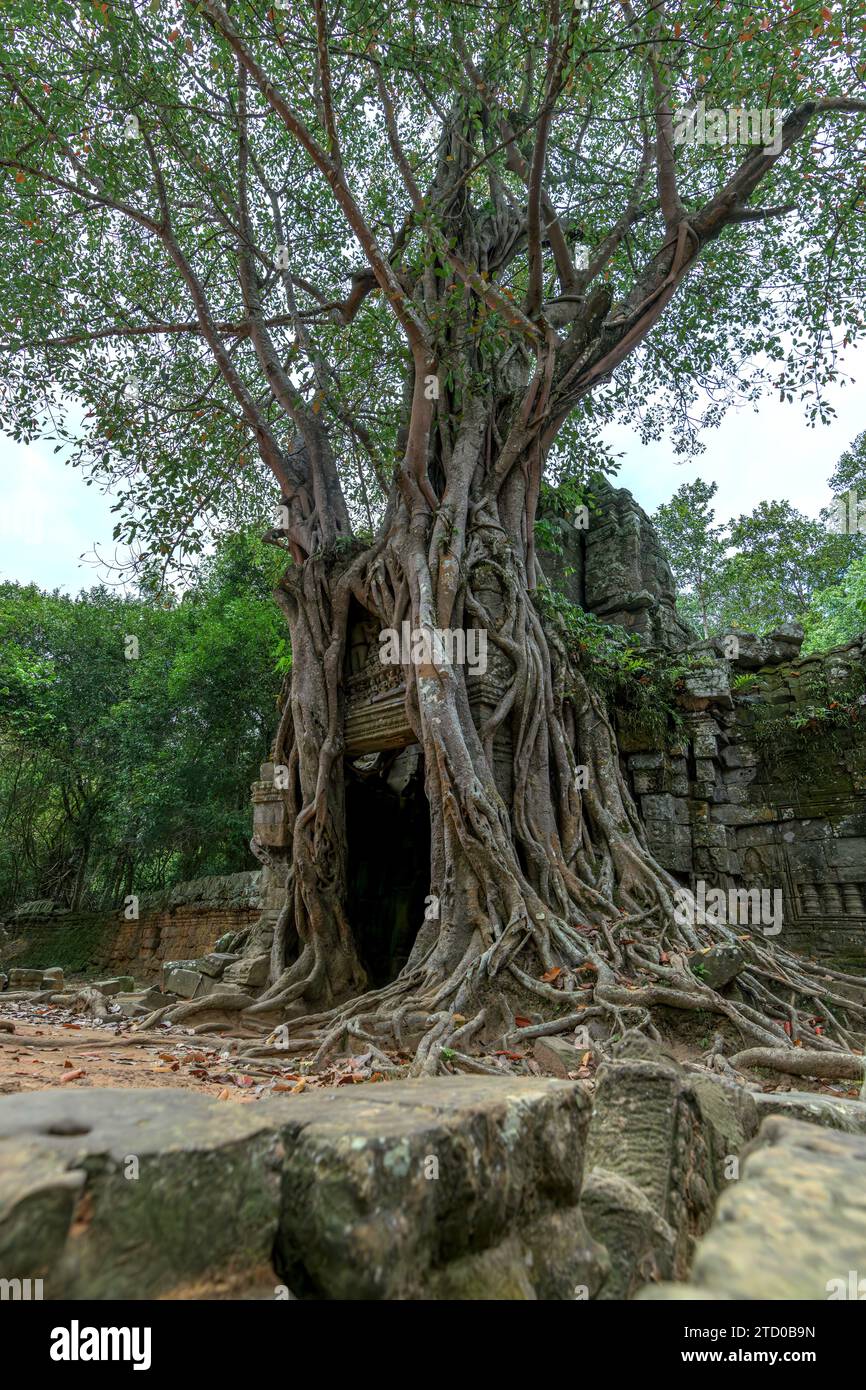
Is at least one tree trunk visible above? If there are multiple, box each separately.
[210,421,775,1058]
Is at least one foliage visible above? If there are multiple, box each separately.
[0,533,285,912]
[803,552,866,653]
[719,500,854,635]
[536,584,702,745]
[652,481,727,637]
[0,1,865,572]
[654,464,863,648]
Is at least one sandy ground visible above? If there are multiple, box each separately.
[0,998,412,1102]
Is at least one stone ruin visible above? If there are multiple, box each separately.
[4,1043,866,1299]
[2,482,866,1305]
[243,478,866,993]
[4,478,864,1003]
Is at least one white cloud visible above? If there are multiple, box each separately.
[0,436,117,593]
[607,341,866,524]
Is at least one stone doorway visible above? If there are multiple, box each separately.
[345,745,430,988]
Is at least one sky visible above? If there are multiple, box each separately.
[1,341,864,595]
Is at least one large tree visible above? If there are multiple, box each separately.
[3,0,866,1071]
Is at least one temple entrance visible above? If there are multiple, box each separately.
[345,746,431,988]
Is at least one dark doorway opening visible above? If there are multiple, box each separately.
[345,746,430,988]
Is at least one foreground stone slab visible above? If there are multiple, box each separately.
[752,1089,866,1135]
[584,1045,757,1289]
[0,1089,284,1299]
[91,976,135,996]
[639,1116,866,1300]
[0,1077,602,1300]
[267,1076,606,1299]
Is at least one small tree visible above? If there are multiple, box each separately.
[653,480,726,636]
[2,0,866,1067]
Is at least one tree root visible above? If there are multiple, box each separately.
[729,1047,866,1082]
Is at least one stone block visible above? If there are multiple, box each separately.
[752,1091,866,1136]
[196,952,240,979]
[689,943,746,989]
[162,966,203,999]
[91,976,135,996]
[582,1168,677,1299]
[640,1118,866,1299]
[0,1088,284,1298]
[270,1076,605,1300]
[533,1036,585,1077]
[586,1044,757,1278]
[114,994,150,1019]
[8,969,44,990]
[825,837,866,869]
[223,954,270,989]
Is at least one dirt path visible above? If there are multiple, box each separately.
[0,999,413,1100]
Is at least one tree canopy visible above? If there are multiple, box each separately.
[653,473,862,640]
[1,0,865,574]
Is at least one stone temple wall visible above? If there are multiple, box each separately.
[0,872,262,981]
[540,476,866,965]
[621,637,866,966]
[538,476,694,649]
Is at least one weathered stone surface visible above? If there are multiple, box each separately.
[0,1088,285,1299]
[640,1117,866,1300]
[681,660,733,710]
[139,987,176,1009]
[0,1143,85,1281]
[621,628,866,964]
[114,993,150,1019]
[585,1045,757,1281]
[753,1090,866,1135]
[8,968,44,990]
[196,952,240,978]
[577,479,694,650]
[269,1076,605,1300]
[162,965,204,998]
[91,976,134,996]
[582,1168,677,1299]
[41,967,64,987]
[689,943,746,989]
[223,953,269,988]
[0,1078,604,1302]
[533,1035,585,1077]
